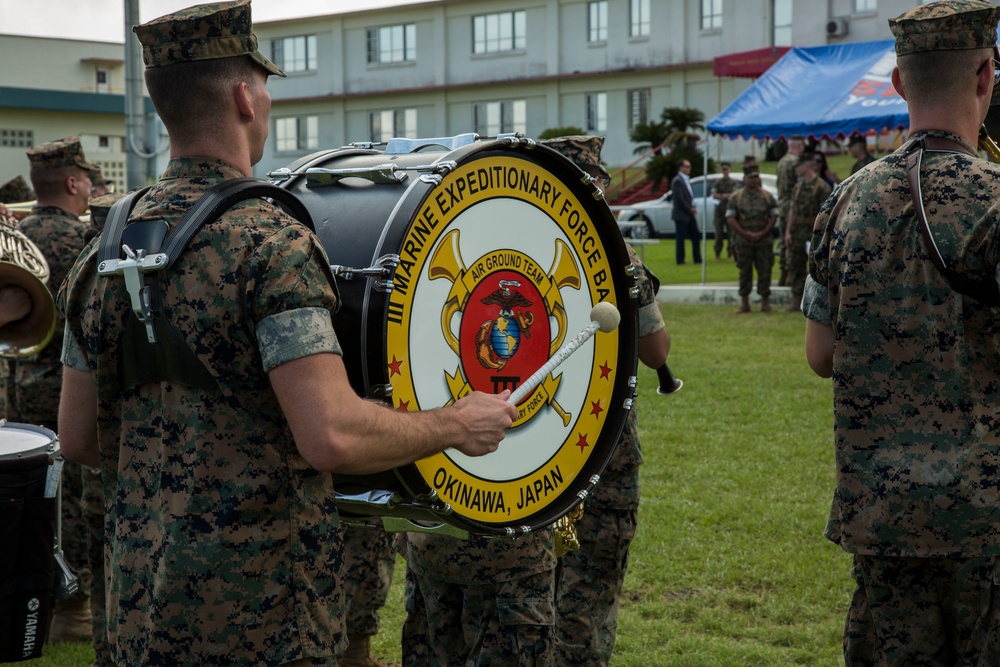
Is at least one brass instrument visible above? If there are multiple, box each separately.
[980,124,1000,162]
[0,213,56,357]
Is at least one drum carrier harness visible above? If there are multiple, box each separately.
[96,178,316,391]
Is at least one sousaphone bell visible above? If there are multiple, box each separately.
[0,220,56,357]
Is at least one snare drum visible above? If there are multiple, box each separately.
[275,134,638,536]
[0,422,60,661]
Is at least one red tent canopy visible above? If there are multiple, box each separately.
[713,47,791,78]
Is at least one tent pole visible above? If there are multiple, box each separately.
[702,136,709,285]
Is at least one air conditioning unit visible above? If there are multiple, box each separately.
[826,17,849,37]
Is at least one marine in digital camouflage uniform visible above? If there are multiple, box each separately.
[804,1,1000,663]
[774,135,803,286]
[57,3,515,665]
[783,152,831,311]
[57,5,347,664]
[710,162,738,260]
[725,169,778,313]
[79,191,124,667]
[340,523,399,667]
[541,136,669,666]
[14,137,95,643]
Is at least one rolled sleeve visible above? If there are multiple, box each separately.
[59,322,92,372]
[638,301,665,337]
[257,307,342,372]
[801,275,832,325]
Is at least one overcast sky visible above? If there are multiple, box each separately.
[0,0,433,42]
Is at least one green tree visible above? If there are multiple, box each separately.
[661,107,706,151]
[633,107,711,189]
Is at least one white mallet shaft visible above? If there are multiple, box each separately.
[508,302,620,405]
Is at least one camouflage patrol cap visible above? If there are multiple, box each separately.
[89,164,105,189]
[743,166,761,176]
[26,137,98,173]
[133,0,285,77]
[540,135,612,181]
[0,175,34,203]
[87,191,126,230]
[889,0,999,57]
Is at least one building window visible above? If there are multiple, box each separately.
[854,0,876,11]
[271,35,317,73]
[473,11,526,54]
[701,0,722,30]
[275,116,319,152]
[585,92,607,133]
[627,89,650,130]
[588,2,608,42]
[773,0,792,46]
[473,100,526,136]
[630,0,650,37]
[0,129,33,149]
[367,24,416,64]
[370,109,417,143]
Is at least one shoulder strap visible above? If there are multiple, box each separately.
[902,134,1000,305]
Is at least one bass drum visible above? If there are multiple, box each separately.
[275,134,638,536]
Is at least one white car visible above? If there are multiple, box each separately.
[616,172,778,239]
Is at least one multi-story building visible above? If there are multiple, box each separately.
[0,34,144,190]
[255,0,933,176]
[0,0,939,187]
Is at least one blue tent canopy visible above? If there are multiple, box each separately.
[707,39,908,141]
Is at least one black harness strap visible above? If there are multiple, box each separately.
[96,179,316,391]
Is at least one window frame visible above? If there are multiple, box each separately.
[472,10,527,54]
[271,35,318,73]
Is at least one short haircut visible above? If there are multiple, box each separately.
[145,55,263,136]
[897,47,987,108]
[720,161,731,168]
[29,165,82,199]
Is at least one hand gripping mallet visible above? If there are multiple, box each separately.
[508,302,621,405]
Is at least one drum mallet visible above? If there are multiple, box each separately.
[509,302,620,405]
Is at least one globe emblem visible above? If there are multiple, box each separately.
[490,314,521,360]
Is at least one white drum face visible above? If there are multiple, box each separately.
[385,154,625,526]
[0,425,56,461]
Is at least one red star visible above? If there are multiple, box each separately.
[388,356,403,377]
[599,362,612,380]
[576,433,590,452]
[590,400,603,417]
[397,399,410,412]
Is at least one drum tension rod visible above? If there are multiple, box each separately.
[329,254,400,292]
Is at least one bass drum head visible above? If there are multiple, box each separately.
[384,141,637,533]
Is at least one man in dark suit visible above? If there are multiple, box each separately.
[671,159,701,265]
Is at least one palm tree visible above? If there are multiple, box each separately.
[629,119,669,155]
[661,107,706,152]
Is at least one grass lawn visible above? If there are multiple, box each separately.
[28,155,853,665]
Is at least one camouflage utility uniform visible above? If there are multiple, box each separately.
[403,529,556,666]
[554,245,665,666]
[727,187,778,298]
[775,149,799,280]
[805,127,1000,664]
[341,523,397,648]
[59,158,346,665]
[711,174,739,258]
[786,177,831,303]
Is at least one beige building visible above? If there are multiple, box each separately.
[0,0,941,186]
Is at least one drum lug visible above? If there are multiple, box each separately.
[496,132,531,147]
[623,397,635,412]
[330,254,400,285]
[416,160,458,186]
[369,383,393,399]
[629,285,639,299]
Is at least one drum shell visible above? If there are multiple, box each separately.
[0,422,59,661]
[278,140,638,534]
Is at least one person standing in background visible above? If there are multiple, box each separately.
[14,137,95,644]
